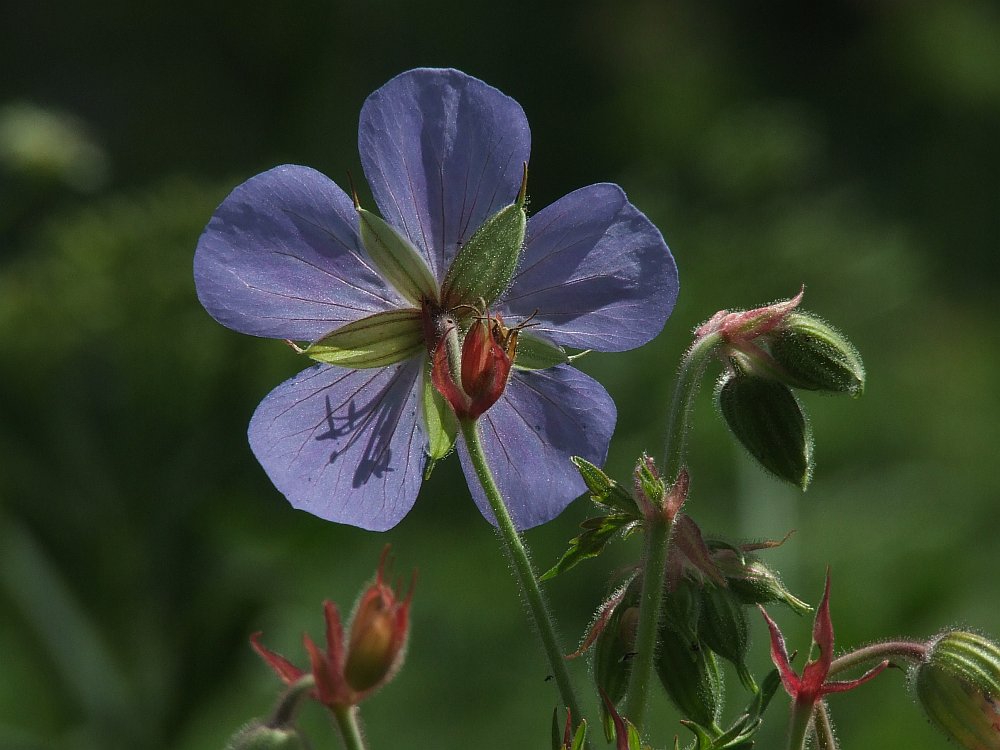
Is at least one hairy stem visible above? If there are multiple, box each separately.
[624,331,722,729]
[829,640,928,676]
[332,705,367,750]
[460,418,588,741]
[813,701,838,750]
[661,331,722,482]
[787,697,814,750]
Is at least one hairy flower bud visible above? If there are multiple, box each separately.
[769,312,865,396]
[914,630,1000,750]
[714,552,811,615]
[252,546,413,711]
[698,585,756,692]
[595,604,639,742]
[344,549,413,694]
[717,371,813,489]
[655,621,724,730]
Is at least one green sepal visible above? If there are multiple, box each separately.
[539,512,635,581]
[770,312,865,396]
[421,363,458,477]
[357,207,439,306]
[552,710,589,750]
[512,331,569,370]
[635,455,666,507]
[305,309,424,368]
[440,201,526,308]
[717,371,814,490]
[570,457,638,515]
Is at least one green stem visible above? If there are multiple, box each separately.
[459,419,588,736]
[661,331,722,481]
[828,640,927,676]
[623,331,722,729]
[787,697,814,750]
[332,705,368,750]
[267,674,315,727]
[813,701,838,750]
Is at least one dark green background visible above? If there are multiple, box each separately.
[2,1,998,748]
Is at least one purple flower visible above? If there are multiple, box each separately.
[194,68,678,531]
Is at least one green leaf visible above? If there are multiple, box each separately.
[421,365,458,477]
[540,513,634,581]
[571,721,588,750]
[746,668,782,721]
[716,371,814,489]
[441,200,526,308]
[512,331,569,370]
[357,207,439,305]
[570,457,638,515]
[305,309,424,368]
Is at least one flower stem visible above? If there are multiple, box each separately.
[332,705,368,750]
[828,640,927,676]
[787,697,814,750]
[459,418,588,738]
[268,674,315,727]
[623,331,721,729]
[661,331,722,482]
[813,701,838,750]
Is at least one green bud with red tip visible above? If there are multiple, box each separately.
[913,630,1000,750]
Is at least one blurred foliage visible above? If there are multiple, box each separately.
[1,1,998,748]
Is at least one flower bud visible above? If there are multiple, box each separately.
[595,604,639,742]
[768,312,865,396]
[224,721,308,750]
[344,549,413,694]
[716,371,813,490]
[698,585,756,692]
[913,630,1000,750]
[715,552,811,615]
[655,621,724,730]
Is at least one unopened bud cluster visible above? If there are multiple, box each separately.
[700,290,865,489]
